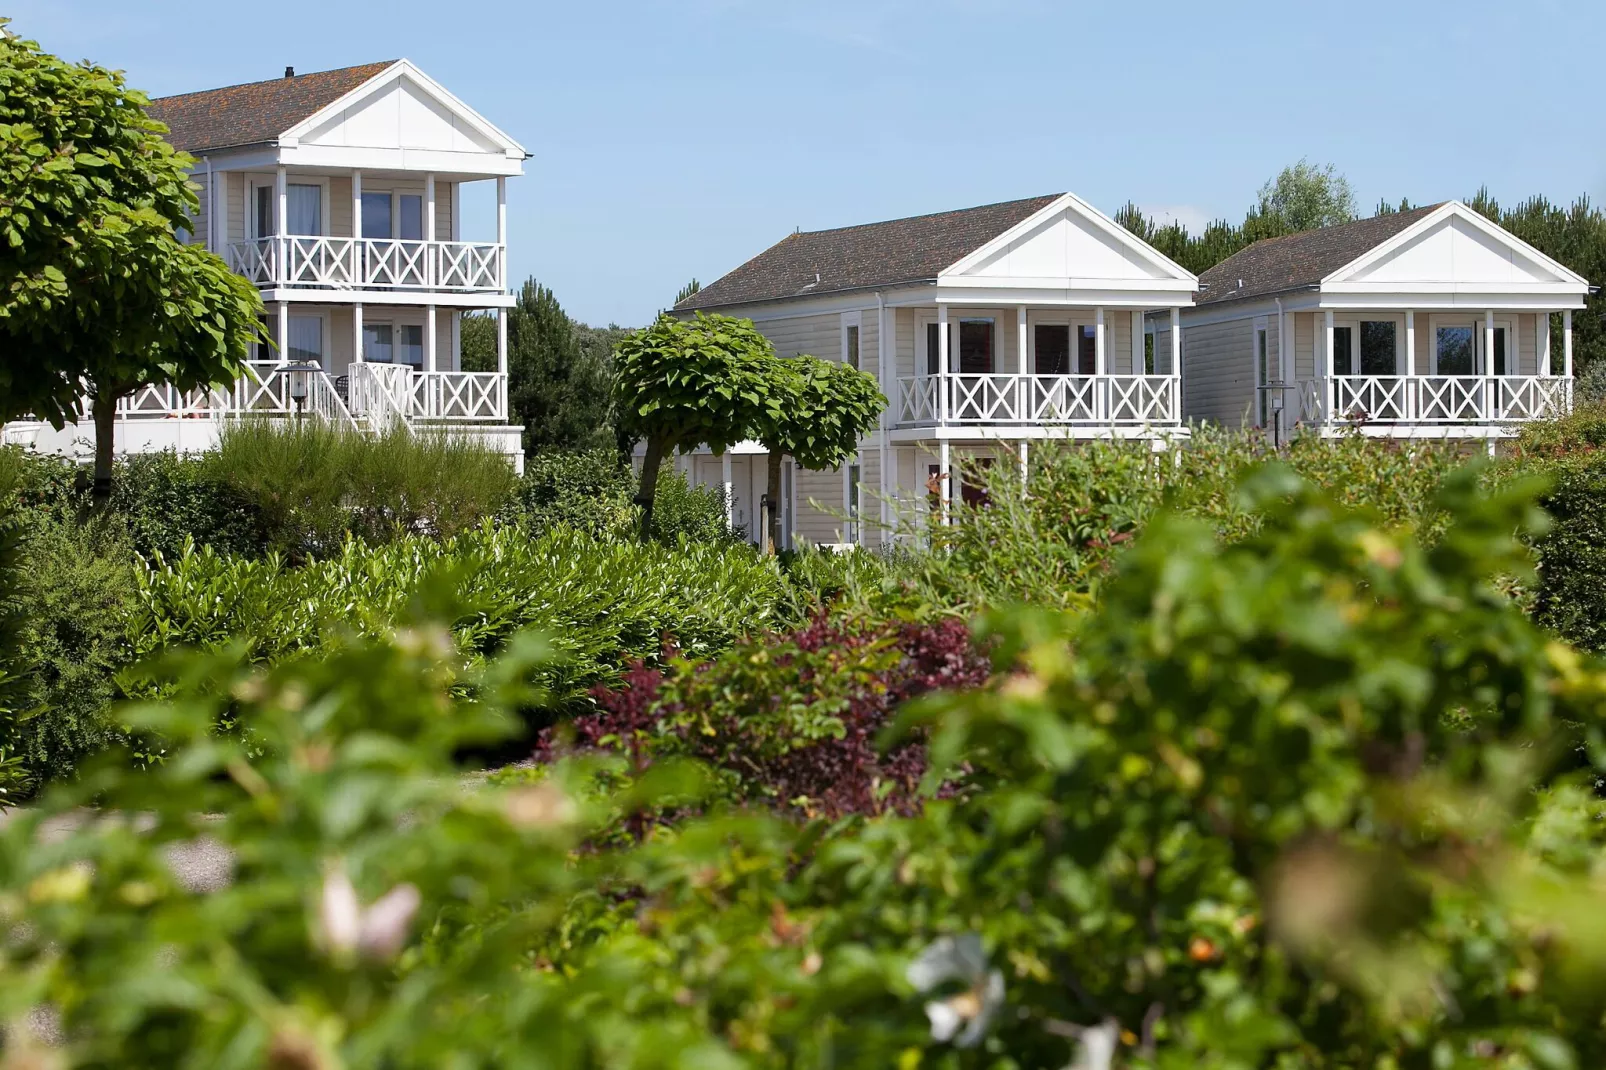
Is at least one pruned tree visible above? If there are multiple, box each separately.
[752,355,884,554]
[0,22,263,504]
[612,312,776,540]
[1254,158,1356,232]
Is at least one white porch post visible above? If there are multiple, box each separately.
[721,452,733,532]
[939,440,951,528]
[352,170,362,235]
[424,173,436,289]
[1131,310,1143,374]
[425,305,437,373]
[1485,309,1496,421]
[937,304,950,426]
[353,303,364,364]
[496,306,509,420]
[1323,309,1335,424]
[1564,309,1574,379]
[1405,310,1416,421]
[1017,305,1028,374]
[1017,304,1028,424]
[496,177,508,291]
[1019,439,1029,490]
[1170,307,1181,421]
[275,166,287,285]
[1095,307,1107,423]
[878,301,891,542]
[1094,307,1106,375]
[276,301,289,367]
[1539,312,1552,376]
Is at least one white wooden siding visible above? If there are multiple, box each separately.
[1182,317,1255,427]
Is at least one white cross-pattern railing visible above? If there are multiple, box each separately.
[407,371,507,421]
[348,363,415,432]
[227,237,504,292]
[1303,376,1571,425]
[117,362,358,429]
[896,374,1179,427]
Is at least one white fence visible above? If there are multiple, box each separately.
[407,372,507,421]
[227,237,503,292]
[1300,375,1571,425]
[897,374,1179,426]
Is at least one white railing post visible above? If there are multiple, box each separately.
[1094,306,1107,423]
[937,305,949,427]
[1170,308,1181,423]
[425,173,436,290]
[425,304,437,374]
[1323,310,1335,427]
[939,440,951,528]
[1539,311,1552,378]
[1405,311,1417,421]
[1484,309,1496,421]
[496,177,507,291]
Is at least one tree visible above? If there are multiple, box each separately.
[0,23,263,504]
[752,355,884,554]
[611,312,776,540]
[458,311,497,372]
[673,278,701,306]
[1255,157,1357,232]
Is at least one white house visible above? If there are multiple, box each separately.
[1178,202,1590,444]
[670,193,1198,548]
[4,60,529,467]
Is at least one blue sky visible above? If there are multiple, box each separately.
[11,0,1605,326]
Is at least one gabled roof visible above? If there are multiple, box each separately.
[676,195,1064,311]
[1196,204,1444,306]
[147,61,398,154]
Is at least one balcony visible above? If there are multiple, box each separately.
[896,373,1179,428]
[1299,375,1571,427]
[227,236,504,292]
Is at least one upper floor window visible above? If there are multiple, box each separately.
[958,319,993,374]
[845,324,860,370]
[362,192,424,241]
[252,183,322,237]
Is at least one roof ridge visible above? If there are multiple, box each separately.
[149,60,397,104]
[792,193,1063,239]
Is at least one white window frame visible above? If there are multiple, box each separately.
[843,460,862,545]
[285,308,330,366]
[1427,315,1518,376]
[1318,314,1405,377]
[840,310,863,371]
[1253,317,1270,427]
[1025,310,1101,376]
[358,183,427,241]
[361,309,429,365]
[246,174,331,238]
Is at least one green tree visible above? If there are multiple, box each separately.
[1255,157,1357,232]
[752,356,884,553]
[0,24,263,504]
[611,312,775,540]
[458,311,497,372]
[673,278,701,306]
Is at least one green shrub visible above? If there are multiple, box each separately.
[130,522,804,725]
[11,466,1606,1065]
[508,447,737,545]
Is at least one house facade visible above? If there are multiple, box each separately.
[671,193,1198,548]
[1178,202,1589,445]
[3,60,528,468]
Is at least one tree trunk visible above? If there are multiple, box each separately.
[764,450,784,556]
[636,436,668,541]
[90,386,118,512]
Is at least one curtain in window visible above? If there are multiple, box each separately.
[287,317,322,364]
[363,324,394,363]
[287,185,321,236]
[400,325,424,368]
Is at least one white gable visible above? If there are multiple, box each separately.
[942,194,1195,288]
[1327,204,1585,290]
[299,71,503,154]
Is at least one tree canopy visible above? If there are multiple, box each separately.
[0,23,262,499]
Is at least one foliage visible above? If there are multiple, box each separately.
[503,279,613,453]
[129,522,805,725]
[1253,157,1357,231]
[0,462,32,805]
[612,312,780,538]
[204,420,519,558]
[11,466,1606,1065]
[0,24,262,499]
[506,447,736,545]
[536,610,991,822]
[673,278,701,306]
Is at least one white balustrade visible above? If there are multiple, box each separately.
[407,372,507,421]
[1303,375,1570,425]
[895,374,1178,427]
[348,363,415,431]
[227,237,503,291]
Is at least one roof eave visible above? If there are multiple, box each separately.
[677,277,937,313]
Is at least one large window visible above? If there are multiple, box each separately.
[362,192,393,240]
[957,319,993,374]
[1034,325,1069,375]
[1255,325,1269,426]
[287,316,323,364]
[1076,326,1097,375]
[286,184,321,236]
[844,324,860,370]
[363,323,394,363]
[254,186,274,239]
[1330,320,1398,376]
[399,195,423,241]
[1432,321,1511,376]
[399,325,424,369]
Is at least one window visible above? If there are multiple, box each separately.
[958,319,993,374]
[1432,321,1511,376]
[399,324,424,369]
[1492,328,1509,375]
[254,185,274,239]
[844,325,860,370]
[1034,325,1070,375]
[286,184,321,235]
[1077,325,1097,375]
[1255,326,1269,426]
[1144,332,1156,375]
[961,457,994,509]
[1330,320,1398,376]
[399,195,424,241]
[287,316,323,364]
[1331,326,1354,376]
[846,463,861,542]
[362,192,393,239]
[924,322,948,375]
[363,323,394,363]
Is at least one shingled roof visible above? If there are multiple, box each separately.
[146,61,396,154]
[1196,204,1444,307]
[676,194,1064,311]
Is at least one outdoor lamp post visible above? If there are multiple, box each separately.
[285,360,319,422]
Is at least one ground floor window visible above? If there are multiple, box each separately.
[1331,321,1398,376]
[363,324,394,364]
[287,315,323,364]
[845,463,861,542]
[1433,320,1512,376]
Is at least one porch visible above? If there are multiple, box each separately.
[228,235,502,292]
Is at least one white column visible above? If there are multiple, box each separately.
[497,306,509,378]
[275,166,287,286]
[1094,307,1106,375]
[496,176,508,290]
[276,301,289,366]
[722,452,734,531]
[939,440,951,527]
[353,303,364,364]
[1323,309,1335,422]
[878,302,891,543]
[1019,440,1029,489]
[424,173,436,289]
[937,304,950,426]
[1131,310,1143,374]
[425,305,437,373]
[1564,309,1574,378]
[1017,305,1028,374]
[352,170,362,235]
[1485,308,1496,420]
[1405,310,1417,422]
[1170,307,1182,422]
[1539,312,1552,377]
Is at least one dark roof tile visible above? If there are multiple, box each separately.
[677,194,1064,311]
[1196,203,1445,306]
[146,61,396,155]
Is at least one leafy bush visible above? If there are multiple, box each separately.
[535,609,991,821]
[508,447,736,545]
[10,465,1606,1066]
[205,420,519,557]
[130,522,806,725]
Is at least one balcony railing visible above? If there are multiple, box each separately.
[897,373,1179,427]
[226,237,504,292]
[1299,375,1571,426]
